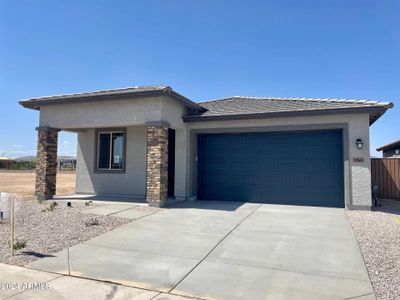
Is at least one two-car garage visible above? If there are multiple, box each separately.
[197,130,344,208]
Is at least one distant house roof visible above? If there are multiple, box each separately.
[183,96,393,124]
[15,156,36,162]
[0,157,15,161]
[376,140,400,152]
[19,85,205,112]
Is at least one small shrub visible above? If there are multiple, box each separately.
[42,202,58,212]
[13,240,27,250]
[84,200,93,206]
[85,218,100,227]
[47,202,58,211]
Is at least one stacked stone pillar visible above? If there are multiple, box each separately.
[35,127,59,201]
[146,126,168,207]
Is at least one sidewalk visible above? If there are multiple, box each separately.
[0,263,198,300]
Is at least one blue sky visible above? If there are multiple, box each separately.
[0,0,399,158]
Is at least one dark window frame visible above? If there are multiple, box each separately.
[94,128,127,173]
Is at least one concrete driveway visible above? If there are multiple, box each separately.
[28,201,375,300]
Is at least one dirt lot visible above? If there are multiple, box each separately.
[0,170,75,198]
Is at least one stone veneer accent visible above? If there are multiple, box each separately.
[146,126,168,207]
[35,127,59,201]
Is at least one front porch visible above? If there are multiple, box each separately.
[35,123,175,207]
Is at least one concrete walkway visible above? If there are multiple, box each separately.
[0,263,195,300]
[23,201,374,300]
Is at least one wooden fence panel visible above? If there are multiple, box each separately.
[371,158,400,200]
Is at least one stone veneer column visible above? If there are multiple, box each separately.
[146,126,168,207]
[35,127,59,201]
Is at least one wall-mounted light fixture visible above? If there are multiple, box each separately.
[356,138,364,150]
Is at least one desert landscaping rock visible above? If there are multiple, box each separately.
[347,201,400,300]
[0,196,135,266]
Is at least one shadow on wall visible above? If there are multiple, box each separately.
[373,199,400,216]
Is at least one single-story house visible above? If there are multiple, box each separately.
[20,85,393,209]
[376,140,400,158]
[0,157,16,169]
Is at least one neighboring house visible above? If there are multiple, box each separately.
[0,157,15,169]
[16,156,37,163]
[16,155,76,164]
[57,156,77,171]
[20,85,393,209]
[15,155,76,171]
[376,140,400,158]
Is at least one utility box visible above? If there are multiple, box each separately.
[0,192,10,220]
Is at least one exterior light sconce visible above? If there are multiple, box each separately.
[356,138,364,150]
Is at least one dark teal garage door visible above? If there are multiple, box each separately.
[198,130,344,207]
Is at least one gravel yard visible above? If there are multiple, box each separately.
[0,196,132,266]
[347,200,400,300]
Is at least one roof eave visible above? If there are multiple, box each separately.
[183,105,393,124]
[19,89,205,112]
[376,140,400,152]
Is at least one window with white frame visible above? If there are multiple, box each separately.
[97,130,125,171]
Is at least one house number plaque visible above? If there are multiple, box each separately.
[353,157,364,162]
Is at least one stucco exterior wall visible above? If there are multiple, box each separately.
[76,126,147,197]
[39,96,164,129]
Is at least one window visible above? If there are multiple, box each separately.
[96,130,125,171]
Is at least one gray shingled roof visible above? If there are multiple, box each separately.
[22,85,168,102]
[183,96,393,124]
[19,85,393,124]
[19,85,204,111]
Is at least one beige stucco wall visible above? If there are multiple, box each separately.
[40,96,373,208]
[39,96,164,129]
[76,126,147,197]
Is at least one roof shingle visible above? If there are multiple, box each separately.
[19,85,204,111]
[183,96,393,124]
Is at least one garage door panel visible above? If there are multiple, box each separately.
[232,134,261,144]
[229,187,261,202]
[303,161,339,172]
[198,131,344,207]
[231,161,260,173]
[303,174,341,186]
[231,174,262,185]
[261,146,300,158]
[262,174,302,186]
[261,160,302,173]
